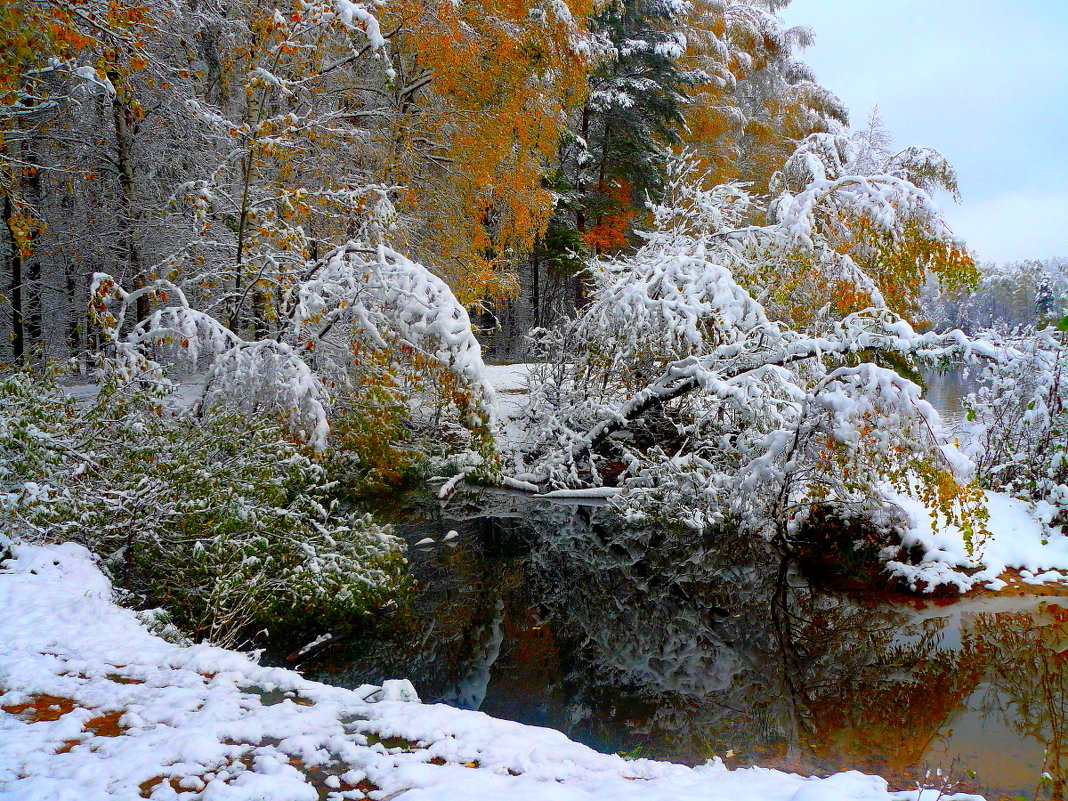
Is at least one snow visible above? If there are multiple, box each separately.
[297,634,336,658]
[296,243,498,429]
[0,542,981,801]
[482,363,532,435]
[884,489,1068,593]
[479,362,537,452]
[91,240,496,452]
[503,152,992,534]
[482,363,531,394]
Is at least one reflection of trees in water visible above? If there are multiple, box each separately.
[305,492,533,703]
[968,604,1068,800]
[517,502,982,777]
[308,491,1035,790]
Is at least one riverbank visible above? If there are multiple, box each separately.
[481,363,1068,597]
[0,541,980,801]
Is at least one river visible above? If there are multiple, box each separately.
[296,486,1068,800]
[292,366,1068,799]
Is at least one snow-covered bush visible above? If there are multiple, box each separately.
[0,372,407,645]
[90,241,497,484]
[959,331,1068,521]
[513,155,985,549]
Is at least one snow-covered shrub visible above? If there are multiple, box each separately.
[513,155,984,549]
[959,331,1068,521]
[90,241,497,483]
[0,372,407,645]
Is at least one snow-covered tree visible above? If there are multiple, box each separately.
[767,119,974,323]
[512,155,986,548]
[680,0,848,195]
[926,259,1068,333]
[957,330,1068,522]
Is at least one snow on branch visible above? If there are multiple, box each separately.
[288,243,497,427]
[772,132,963,252]
[91,272,332,448]
[91,240,496,451]
[203,340,331,450]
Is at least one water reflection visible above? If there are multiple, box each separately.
[969,604,1068,799]
[305,491,1068,798]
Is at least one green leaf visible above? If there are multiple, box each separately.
[1056,315,1068,331]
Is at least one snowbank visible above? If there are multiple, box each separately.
[0,542,979,800]
[885,489,1068,593]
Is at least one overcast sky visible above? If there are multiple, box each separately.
[779,0,1068,264]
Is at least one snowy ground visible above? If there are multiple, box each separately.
[64,378,210,411]
[483,362,533,446]
[0,542,979,801]
[885,489,1068,593]
[482,363,531,395]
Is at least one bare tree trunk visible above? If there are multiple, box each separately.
[573,105,592,311]
[20,135,44,363]
[576,106,589,236]
[65,259,82,356]
[531,247,540,328]
[109,72,148,323]
[24,255,42,360]
[252,288,268,339]
[3,195,25,366]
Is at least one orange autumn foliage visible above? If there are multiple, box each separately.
[676,0,844,196]
[378,0,604,303]
[1,0,157,243]
[582,182,636,254]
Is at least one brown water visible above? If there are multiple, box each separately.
[299,490,1068,800]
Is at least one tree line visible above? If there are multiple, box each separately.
[1,0,906,366]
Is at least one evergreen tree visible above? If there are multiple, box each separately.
[564,0,690,254]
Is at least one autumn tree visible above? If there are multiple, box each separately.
[376,0,603,307]
[0,0,204,363]
[0,0,110,364]
[765,117,976,325]
[678,0,847,193]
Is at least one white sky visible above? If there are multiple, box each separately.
[779,0,1068,264]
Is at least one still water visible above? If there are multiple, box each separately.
[303,490,1068,800]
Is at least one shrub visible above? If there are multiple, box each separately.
[0,372,408,646]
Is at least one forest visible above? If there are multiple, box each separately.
[2,0,1068,799]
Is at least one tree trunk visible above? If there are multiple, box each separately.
[576,349,823,461]
[24,255,42,360]
[531,246,540,328]
[3,196,25,366]
[109,72,148,323]
[252,288,268,339]
[65,260,82,356]
[573,105,592,311]
[576,105,590,235]
[20,134,44,363]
